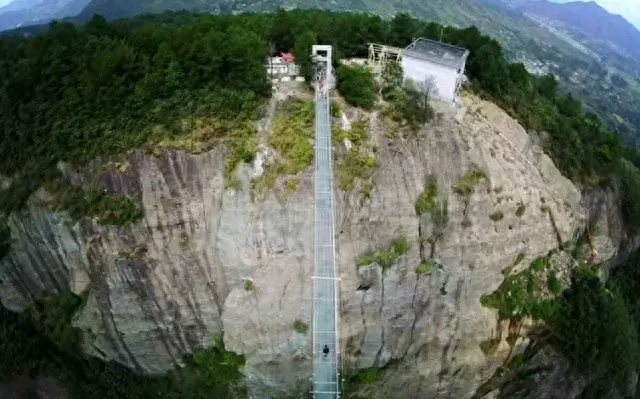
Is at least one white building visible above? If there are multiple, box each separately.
[266,55,300,77]
[401,38,470,103]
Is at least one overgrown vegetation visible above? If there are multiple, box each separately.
[452,168,488,200]
[293,320,309,334]
[356,236,408,271]
[336,64,377,109]
[0,291,246,398]
[479,248,640,394]
[515,203,526,217]
[0,13,270,217]
[0,216,11,261]
[480,254,558,320]
[337,149,377,192]
[244,280,255,291]
[48,181,143,225]
[479,338,500,356]
[381,81,435,131]
[547,267,640,392]
[415,175,438,215]
[252,99,314,198]
[489,210,504,222]
[1,9,638,227]
[416,258,437,275]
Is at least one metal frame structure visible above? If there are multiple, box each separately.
[311,44,341,399]
[367,43,403,75]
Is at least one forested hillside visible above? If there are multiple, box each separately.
[2,9,640,397]
[0,10,633,222]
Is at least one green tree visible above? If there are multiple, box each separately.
[293,30,317,82]
[336,64,377,109]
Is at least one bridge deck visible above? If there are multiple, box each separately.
[312,83,340,399]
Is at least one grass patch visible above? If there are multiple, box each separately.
[252,99,314,197]
[356,236,408,271]
[337,147,377,191]
[284,178,300,195]
[243,280,255,291]
[331,101,342,118]
[480,254,557,319]
[179,233,189,249]
[415,175,438,215]
[479,338,500,356]
[149,117,258,190]
[333,120,369,146]
[416,258,436,275]
[268,99,314,175]
[516,203,526,217]
[489,210,504,221]
[452,168,488,199]
[293,320,309,334]
[352,366,380,384]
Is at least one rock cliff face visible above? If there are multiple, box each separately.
[0,83,627,398]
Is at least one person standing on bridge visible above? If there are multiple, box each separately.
[323,345,330,358]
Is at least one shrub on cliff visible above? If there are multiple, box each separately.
[336,64,377,109]
[547,268,640,392]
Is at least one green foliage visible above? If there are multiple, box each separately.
[269,100,315,175]
[415,175,438,215]
[452,168,488,198]
[0,216,10,261]
[416,258,436,275]
[489,210,504,222]
[0,291,247,398]
[479,338,500,356]
[547,271,562,295]
[352,367,380,384]
[331,101,342,118]
[336,64,377,109]
[293,30,317,81]
[337,148,377,191]
[618,159,640,232]
[381,61,403,89]
[402,78,436,126]
[244,280,255,291]
[2,9,637,226]
[513,253,525,266]
[252,99,314,197]
[548,268,640,391]
[0,15,269,213]
[356,236,408,271]
[515,203,526,217]
[333,120,369,146]
[48,181,144,225]
[293,320,309,334]
[480,255,553,319]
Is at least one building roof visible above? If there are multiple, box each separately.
[281,52,295,62]
[403,37,469,69]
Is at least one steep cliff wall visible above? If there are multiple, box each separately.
[0,84,625,398]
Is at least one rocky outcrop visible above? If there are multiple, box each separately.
[0,84,628,398]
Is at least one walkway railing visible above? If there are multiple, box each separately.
[311,45,340,399]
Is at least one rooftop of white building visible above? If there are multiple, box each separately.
[404,37,470,69]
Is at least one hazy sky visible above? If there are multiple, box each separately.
[595,0,640,27]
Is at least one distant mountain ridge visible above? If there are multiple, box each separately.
[0,0,90,31]
[511,0,640,58]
